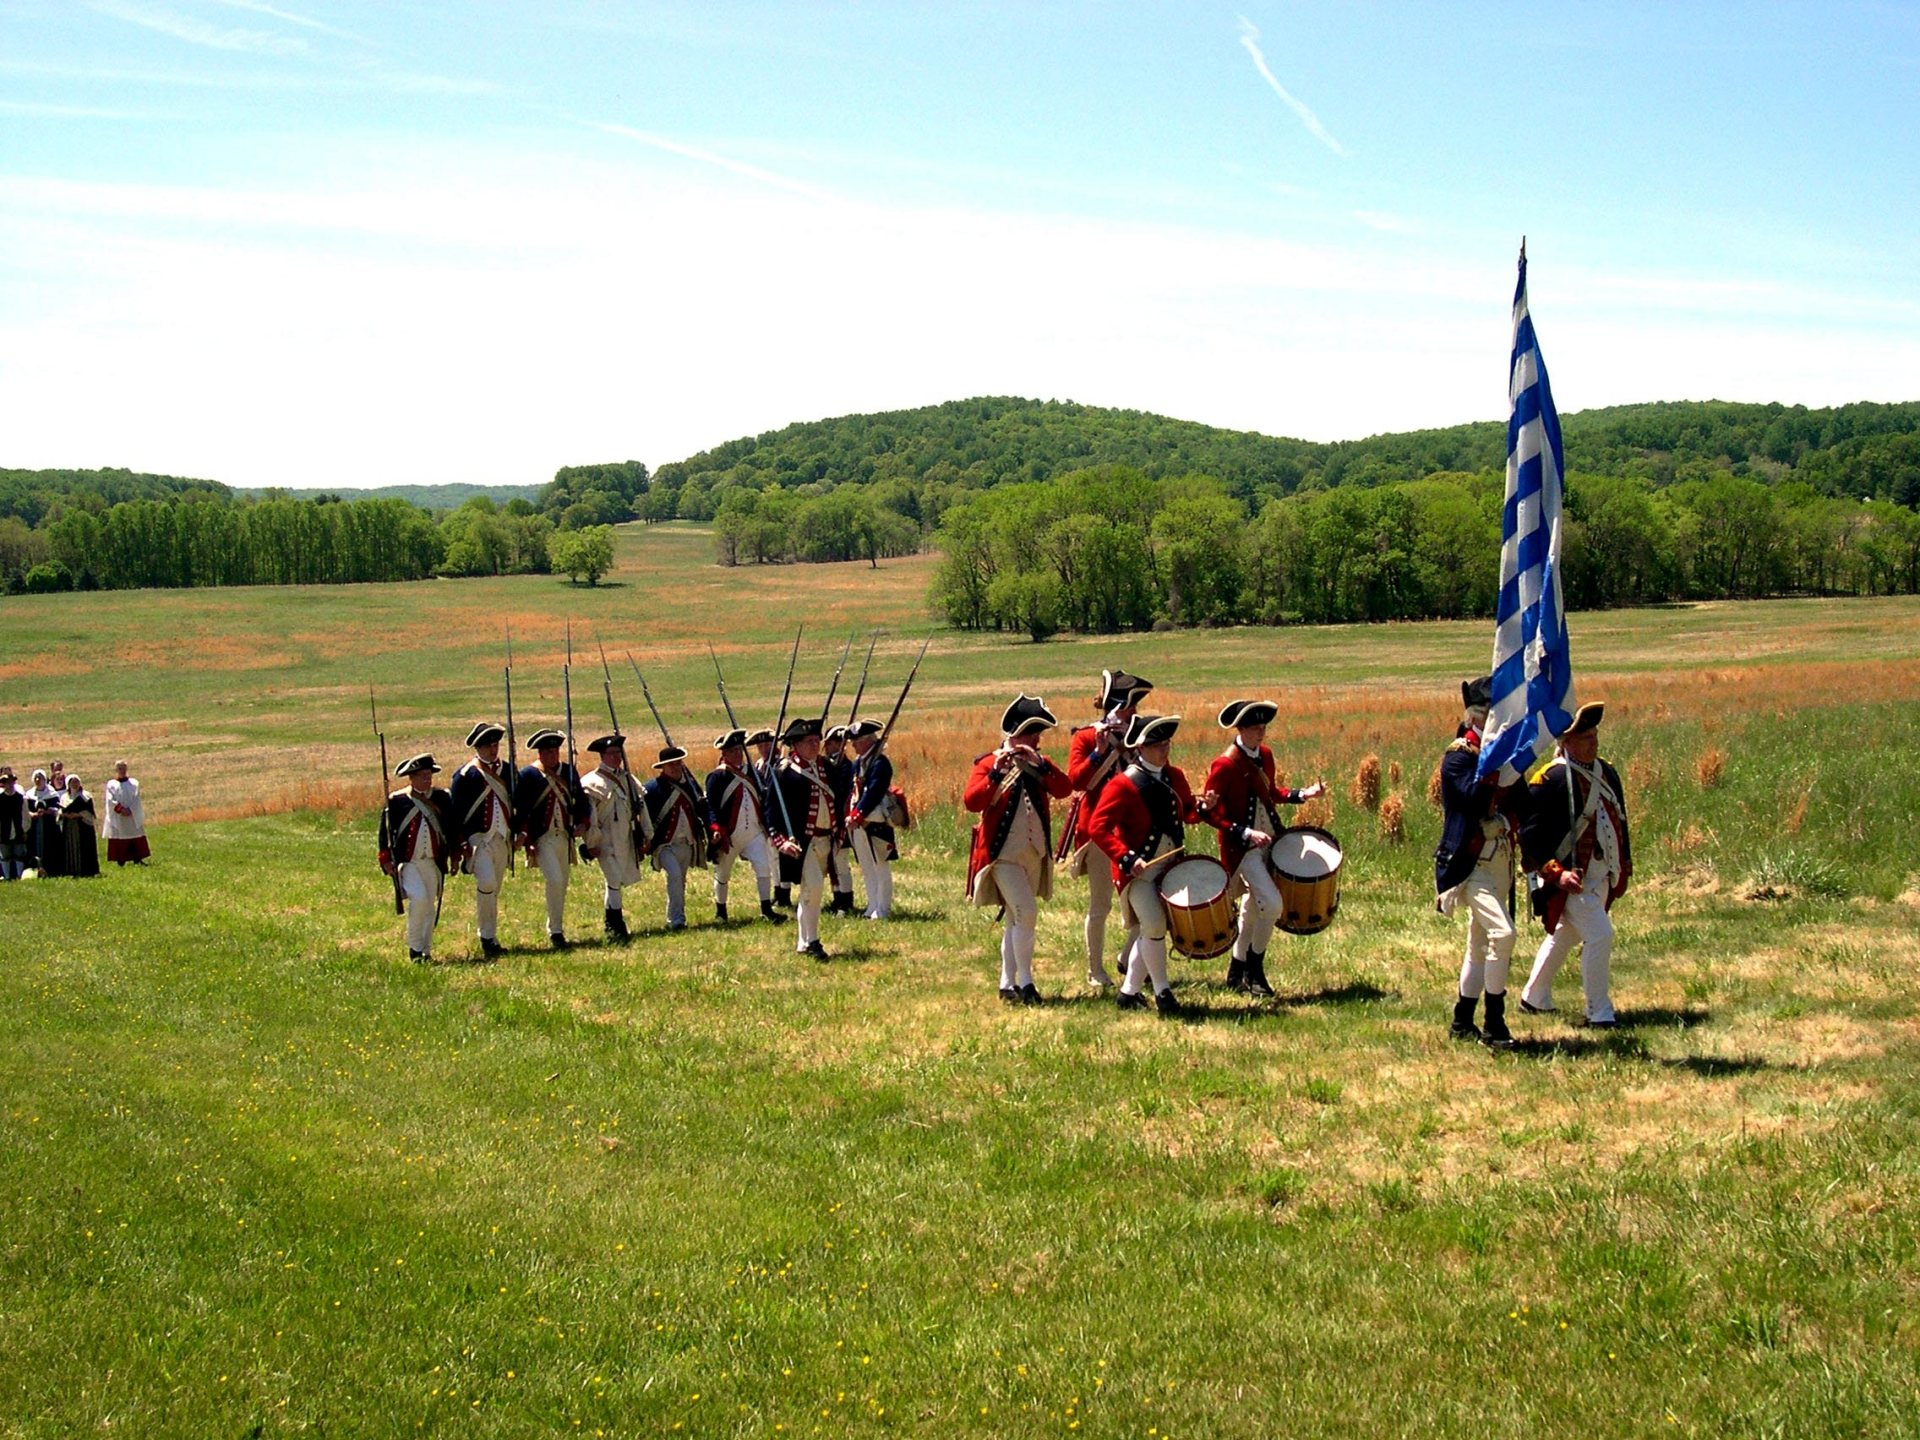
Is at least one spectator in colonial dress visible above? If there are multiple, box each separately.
[58,774,100,879]
[103,760,151,865]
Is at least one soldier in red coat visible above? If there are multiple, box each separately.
[1087,713,1206,1016]
[1202,700,1326,997]
[964,695,1074,1005]
[1062,669,1153,988]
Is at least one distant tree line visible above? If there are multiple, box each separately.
[0,488,567,595]
[932,467,1920,638]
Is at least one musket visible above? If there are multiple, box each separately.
[597,638,622,736]
[625,652,675,751]
[503,626,517,874]
[844,630,880,725]
[562,619,578,866]
[771,625,802,753]
[876,634,934,748]
[370,687,403,915]
[817,632,854,725]
[708,643,740,730]
[763,628,803,846]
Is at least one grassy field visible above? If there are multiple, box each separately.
[3,523,1918,1437]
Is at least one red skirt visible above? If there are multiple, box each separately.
[108,835,151,864]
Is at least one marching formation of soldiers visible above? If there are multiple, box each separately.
[376,650,1634,1040]
[374,631,919,965]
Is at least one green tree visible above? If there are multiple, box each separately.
[550,525,617,585]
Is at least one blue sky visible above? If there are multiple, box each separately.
[2,0,1916,488]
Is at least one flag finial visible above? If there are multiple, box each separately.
[1519,236,1527,265]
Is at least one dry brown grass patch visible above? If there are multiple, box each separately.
[1695,745,1726,788]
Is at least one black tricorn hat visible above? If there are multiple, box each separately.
[846,718,883,740]
[395,753,440,777]
[745,728,774,748]
[1002,694,1058,736]
[1461,675,1493,710]
[650,745,689,769]
[586,734,626,755]
[714,728,748,751]
[1099,668,1153,712]
[824,724,849,743]
[1217,699,1277,730]
[1553,701,1605,739]
[1124,713,1180,748]
[781,716,822,746]
[527,728,564,749]
[466,721,505,748]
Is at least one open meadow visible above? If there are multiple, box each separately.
[3,522,1919,1437]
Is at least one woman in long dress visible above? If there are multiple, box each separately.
[103,760,151,865]
[58,774,100,879]
[27,769,65,878]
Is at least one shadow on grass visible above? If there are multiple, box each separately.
[1506,1034,1775,1076]
[1273,980,1393,1008]
[1615,1005,1713,1030]
[855,905,948,925]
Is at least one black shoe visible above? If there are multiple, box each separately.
[1518,997,1554,1015]
[550,932,570,951]
[804,940,829,962]
[1244,952,1275,998]
[1581,1016,1618,1029]
[603,908,629,941]
[667,919,686,932]
[1480,993,1514,1048]
[999,986,1019,1005]
[1154,987,1183,1017]
[832,891,855,915]
[1450,994,1482,1041]
[1017,983,1042,1006]
[775,886,793,910]
[408,949,427,964]
[715,902,729,923]
[1116,989,1149,1011]
[478,938,502,962]
[761,900,783,924]
[1224,956,1247,991]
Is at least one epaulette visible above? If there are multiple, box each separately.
[1445,738,1477,754]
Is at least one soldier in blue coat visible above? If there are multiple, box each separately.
[1434,676,1523,1047]
[845,718,896,919]
[512,728,588,948]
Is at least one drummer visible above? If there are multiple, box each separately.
[1203,700,1326,997]
[963,695,1074,1005]
[1087,714,1206,1016]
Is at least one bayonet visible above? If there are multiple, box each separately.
[371,686,403,915]
[625,652,675,752]
[817,631,854,725]
[877,634,934,749]
[845,630,880,725]
[708,643,740,730]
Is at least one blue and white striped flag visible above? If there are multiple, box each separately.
[1477,244,1575,784]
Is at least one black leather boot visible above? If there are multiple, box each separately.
[1481,992,1514,1048]
[774,885,792,910]
[1243,950,1275,998]
[715,902,729,923]
[604,908,628,942]
[1449,993,1481,1041]
[1224,955,1247,991]
[761,899,782,924]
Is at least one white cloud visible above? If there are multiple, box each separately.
[86,0,309,55]
[1237,17,1345,156]
[209,0,365,43]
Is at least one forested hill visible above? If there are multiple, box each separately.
[648,396,1920,509]
[0,467,229,528]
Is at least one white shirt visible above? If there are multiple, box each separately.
[721,767,765,842]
